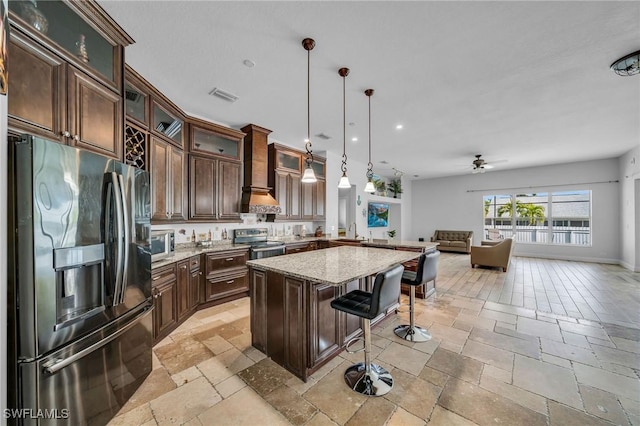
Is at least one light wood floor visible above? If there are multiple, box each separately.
[437,253,640,328]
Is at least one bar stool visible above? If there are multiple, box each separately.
[394,250,440,342]
[330,264,404,396]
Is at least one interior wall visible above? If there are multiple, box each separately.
[323,148,411,240]
[1,82,8,421]
[410,157,621,263]
[619,146,640,270]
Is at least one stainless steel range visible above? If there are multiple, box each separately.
[234,228,286,259]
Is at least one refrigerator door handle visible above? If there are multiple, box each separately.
[42,306,152,375]
[117,173,130,305]
[111,172,125,306]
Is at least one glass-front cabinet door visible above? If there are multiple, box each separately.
[8,0,120,88]
[311,159,325,179]
[125,83,147,124]
[191,127,241,160]
[152,101,183,147]
[276,150,302,173]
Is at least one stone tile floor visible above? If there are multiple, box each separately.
[109,254,640,425]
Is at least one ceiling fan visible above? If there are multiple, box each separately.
[471,154,506,174]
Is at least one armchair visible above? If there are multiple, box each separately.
[470,236,515,272]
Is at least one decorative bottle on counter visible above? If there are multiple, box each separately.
[191,230,196,242]
[208,229,212,241]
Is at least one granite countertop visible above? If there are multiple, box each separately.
[246,246,420,286]
[151,243,251,269]
[361,240,439,250]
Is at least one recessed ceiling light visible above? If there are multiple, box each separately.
[396,124,403,130]
[243,59,256,68]
[351,137,358,142]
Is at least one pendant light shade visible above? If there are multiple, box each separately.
[301,38,317,183]
[338,172,351,188]
[364,88,375,193]
[302,166,317,182]
[337,67,350,189]
[364,180,375,193]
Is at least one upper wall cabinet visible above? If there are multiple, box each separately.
[189,119,244,161]
[151,100,184,148]
[7,0,133,160]
[125,79,148,127]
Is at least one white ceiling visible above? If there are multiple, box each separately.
[100,1,640,179]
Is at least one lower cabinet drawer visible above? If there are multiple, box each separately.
[206,250,247,272]
[204,270,248,302]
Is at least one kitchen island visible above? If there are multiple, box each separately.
[246,246,420,381]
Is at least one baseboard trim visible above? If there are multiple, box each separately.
[514,252,619,265]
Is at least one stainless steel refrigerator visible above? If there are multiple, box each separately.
[8,135,153,425]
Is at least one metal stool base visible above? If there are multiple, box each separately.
[394,324,432,342]
[344,362,393,396]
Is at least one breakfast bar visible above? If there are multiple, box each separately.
[246,246,421,381]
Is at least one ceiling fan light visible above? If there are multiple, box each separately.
[611,50,640,76]
[338,172,351,189]
[301,166,317,183]
[364,179,375,193]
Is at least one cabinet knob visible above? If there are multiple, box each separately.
[73,134,80,141]
[199,272,203,276]
[61,131,71,138]
[181,265,187,269]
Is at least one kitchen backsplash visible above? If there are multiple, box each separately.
[152,214,323,244]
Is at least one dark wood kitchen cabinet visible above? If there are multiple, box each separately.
[177,256,201,321]
[203,249,249,305]
[249,267,370,381]
[189,155,242,222]
[273,170,301,220]
[285,241,316,254]
[187,120,243,222]
[151,136,187,222]
[268,144,325,221]
[7,1,132,160]
[152,264,178,343]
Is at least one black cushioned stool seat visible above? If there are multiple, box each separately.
[330,264,404,396]
[394,250,440,342]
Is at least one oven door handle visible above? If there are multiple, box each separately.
[251,245,286,253]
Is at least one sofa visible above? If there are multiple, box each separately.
[430,230,473,253]
[470,236,515,272]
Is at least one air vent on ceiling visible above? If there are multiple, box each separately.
[208,87,239,103]
[315,132,331,140]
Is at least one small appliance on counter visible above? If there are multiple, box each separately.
[151,229,175,262]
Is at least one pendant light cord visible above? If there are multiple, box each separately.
[304,41,313,168]
[341,70,348,174]
[364,89,373,179]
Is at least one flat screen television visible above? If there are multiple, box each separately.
[368,202,389,228]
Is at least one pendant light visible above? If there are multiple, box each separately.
[301,38,318,183]
[364,89,376,193]
[337,67,351,189]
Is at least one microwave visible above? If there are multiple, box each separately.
[150,229,175,262]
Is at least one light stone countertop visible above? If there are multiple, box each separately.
[246,246,421,286]
[151,243,251,269]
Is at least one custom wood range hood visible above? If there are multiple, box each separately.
[240,124,281,214]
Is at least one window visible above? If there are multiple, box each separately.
[483,190,591,246]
